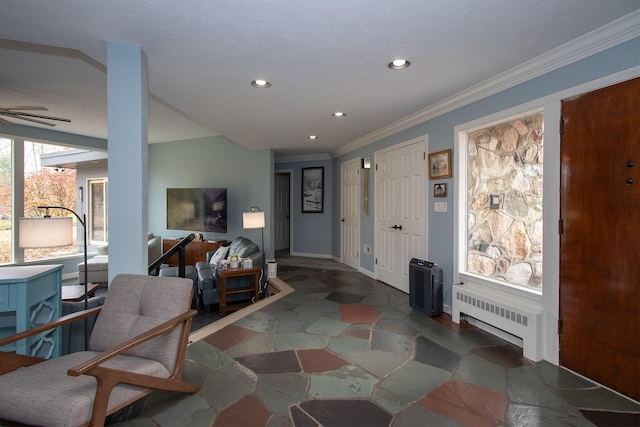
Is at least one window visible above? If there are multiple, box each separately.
[0,137,78,264]
[457,110,544,292]
[88,178,108,245]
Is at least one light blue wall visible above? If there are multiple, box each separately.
[148,136,274,258]
[275,159,333,256]
[332,37,640,304]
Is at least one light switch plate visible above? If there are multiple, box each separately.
[434,202,448,212]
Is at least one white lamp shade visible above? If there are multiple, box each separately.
[19,217,74,248]
[243,211,265,229]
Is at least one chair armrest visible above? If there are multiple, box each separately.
[68,309,197,377]
[0,306,103,348]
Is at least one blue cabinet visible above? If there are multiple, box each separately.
[0,265,63,358]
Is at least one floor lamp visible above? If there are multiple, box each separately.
[242,206,265,256]
[19,206,89,349]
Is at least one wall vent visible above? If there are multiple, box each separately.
[452,286,543,361]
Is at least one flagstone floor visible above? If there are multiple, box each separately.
[113,265,639,427]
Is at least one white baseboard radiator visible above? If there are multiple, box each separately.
[452,285,543,361]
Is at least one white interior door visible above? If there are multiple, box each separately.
[274,172,290,251]
[375,136,428,293]
[341,159,360,269]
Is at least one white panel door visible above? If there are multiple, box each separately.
[375,137,428,293]
[341,159,360,269]
[274,173,290,251]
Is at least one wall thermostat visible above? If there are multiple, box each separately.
[490,194,500,209]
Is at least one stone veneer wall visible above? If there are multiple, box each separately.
[467,113,544,289]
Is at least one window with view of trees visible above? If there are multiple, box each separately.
[0,137,78,264]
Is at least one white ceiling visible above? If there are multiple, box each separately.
[1,1,639,158]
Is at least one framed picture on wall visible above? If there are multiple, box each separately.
[302,167,324,213]
[428,149,452,179]
[434,183,447,197]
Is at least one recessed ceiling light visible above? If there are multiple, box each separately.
[308,135,319,140]
[251,79,271,88]
[331,112,346,118]
[388,59,410,70]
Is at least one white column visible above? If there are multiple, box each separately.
[107,41,149,282]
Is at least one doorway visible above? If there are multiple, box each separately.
[559,77,639,401]
[340,158,360,270]
[274,172,291,253]
[374,136,428,293]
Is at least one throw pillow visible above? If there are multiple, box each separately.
[210,245,230,266]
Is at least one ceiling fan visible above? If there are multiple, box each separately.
[0,106,71,127]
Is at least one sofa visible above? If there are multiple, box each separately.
[78,233,162,284]
[195,236,264,310]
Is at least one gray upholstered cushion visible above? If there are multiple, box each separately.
[90,274,193,373]
[0,351,168,427]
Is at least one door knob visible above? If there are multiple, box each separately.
[390,224,403,230]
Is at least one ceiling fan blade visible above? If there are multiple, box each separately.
[0,106,49,111]
[2,111,70,123]
[0,112,58,126]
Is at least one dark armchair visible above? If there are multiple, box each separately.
[195,236,264,310]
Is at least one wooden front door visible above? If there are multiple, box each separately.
[559,77,639,401]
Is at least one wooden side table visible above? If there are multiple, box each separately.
[217,266,261,315]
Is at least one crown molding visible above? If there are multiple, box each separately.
[332,9,640,158]
[275,152,331,163]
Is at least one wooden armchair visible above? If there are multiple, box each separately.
[0,274,198,427]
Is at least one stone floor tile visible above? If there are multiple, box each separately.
[557,386,640,412]
[508,366,582,413]
[391,403,461,427]
[327,336,371,356]
[339,324,371,340]
[187,339,234,372]
[346,349,412,379]
[234,310,279,333]
[308,365,377,398]
[235,350,301,374]
[431,312,475,330]
[276,318,307,333]
[453,354,507,392]
[534,360,601,389]
[290,405,320,427]
[372,387,412,415]
[224,332,276,358]
[414,335,461,371]
[266,413,295,427]
[261,299,300,315]
[305,315,350,337]
[508,403,596,427]
[201,362,257,412]
[379,360,449,401]
[299,299,341,313]
[472,343,531,368]
[297,348,349,373]
[203,323,257,351]
[213,394,271,427]
[374,317,419,337]
[295,399,392,427]
[339,303,379,323]
[325,290,364,304]
[151,394,216,427]
[360,291,391,307]
[370,329,414,354]
[256,373,309,415]
[420,381,508,427]
[378,309,407,320]
[292,308,325,324]
[274,332,329,351]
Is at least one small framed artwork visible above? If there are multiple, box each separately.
[302,167,324,213]
[434,183,447,197]
[429,149,452,179]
